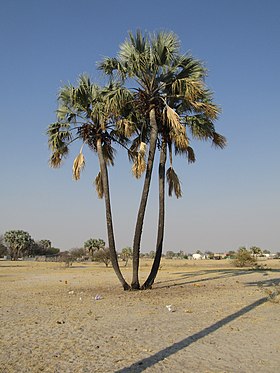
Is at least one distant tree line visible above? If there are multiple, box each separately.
[2,232,278,267]
[0,230,59,260]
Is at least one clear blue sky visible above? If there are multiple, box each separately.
[1,0,279,253]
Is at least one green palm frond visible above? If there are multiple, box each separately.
[47,122,72,151]
[151,31,180,66]
[94,172,104,199]
[98,57,127,81]
[104,84,134,115]
[175,55,206,80]
[120,30,148,61]
[166,167,182,198]
[186,114,226,147]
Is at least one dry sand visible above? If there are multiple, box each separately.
[0,258,280,373]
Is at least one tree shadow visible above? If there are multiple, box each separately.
[154,268,260,289]
[0,265,27,268]
[245,277,280,287]
[115,296,268,373]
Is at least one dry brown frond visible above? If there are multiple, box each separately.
[192,102,220,119]
[132,152,146,179]
[165,105,181,131]
[187,146,196,163]
[138,142,147,156]
[212,132,227,149]
[131,142,147,178]
[72,151,85,180]
[49,152,62,168]
[116,119,135,138]
[173,132,189,150]
[94,172,104,199]
[172,79,204,101]
[184,79,205,101]
[166,167,182,198]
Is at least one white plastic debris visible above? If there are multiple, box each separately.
[166,304,176,312]
[95,294,102,300]
[68,291,74,295]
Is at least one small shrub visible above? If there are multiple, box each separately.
[93,248,111,267]
[233,247,257,267]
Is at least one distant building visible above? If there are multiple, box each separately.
[192,253,202,260]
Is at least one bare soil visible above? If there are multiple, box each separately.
[1,259,280,372]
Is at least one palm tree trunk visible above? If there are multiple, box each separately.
[96,139,130,290]
[141,140,166,289]
[131,107,158,289]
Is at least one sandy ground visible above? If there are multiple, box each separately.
[0,258,280,373]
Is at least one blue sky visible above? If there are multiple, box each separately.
[0,0,279,253]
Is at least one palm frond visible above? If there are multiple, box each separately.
[72,150,85,180]
[131,141,147,178]
[191,101,220,119]
[49,152,61,168]
[186,115,226,148]
[212,132,227,149]
[164,105,181,131]
[138,141,147,156]
[151,31,180,66]
[94,172,104,199]
[174,143,195,163]
[186,146,196,163]
[171,79,205,102]
[116,118,136,138]
[132,154,146,179]
[47,122,72,151]
[166,167,182,198]
[98,57,127,82]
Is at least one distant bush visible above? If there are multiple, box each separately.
[233,247,257,267]
[93,248,111,267]
[0,235,8,257]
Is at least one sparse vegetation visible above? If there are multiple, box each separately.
[0,235,8,257]
[4,230,33,260]
[120,247,133,266]
[233,247,257,267]
[93,247,111,267]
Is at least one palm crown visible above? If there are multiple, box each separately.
[47,75,133,197]
[100,30,226,192]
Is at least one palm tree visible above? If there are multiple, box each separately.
[4,230,33,260]
[47,75,130,290]
[100,30,226,289]
[84,238,105,259]
[141,98,226,289]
